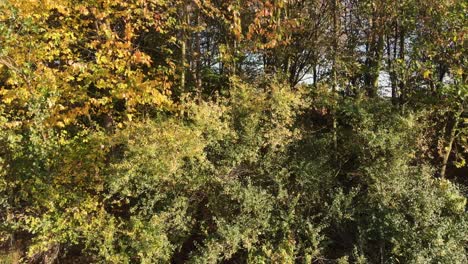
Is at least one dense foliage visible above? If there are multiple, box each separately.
[0,0,466,263]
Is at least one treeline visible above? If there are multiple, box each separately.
[0,0,466,263]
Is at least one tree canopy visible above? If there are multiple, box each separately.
[0,0,466,263]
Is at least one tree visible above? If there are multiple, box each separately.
[0,0,466,262]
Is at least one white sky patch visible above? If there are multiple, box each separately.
[378,71,392,98]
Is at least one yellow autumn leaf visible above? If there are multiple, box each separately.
[423,70,431,79]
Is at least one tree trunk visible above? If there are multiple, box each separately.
[440,109,463,178]
[398,29,406,106]
[365,31,384,97]
[331,0,339,160]
[180,2,189,91]
[195,11,202,93]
